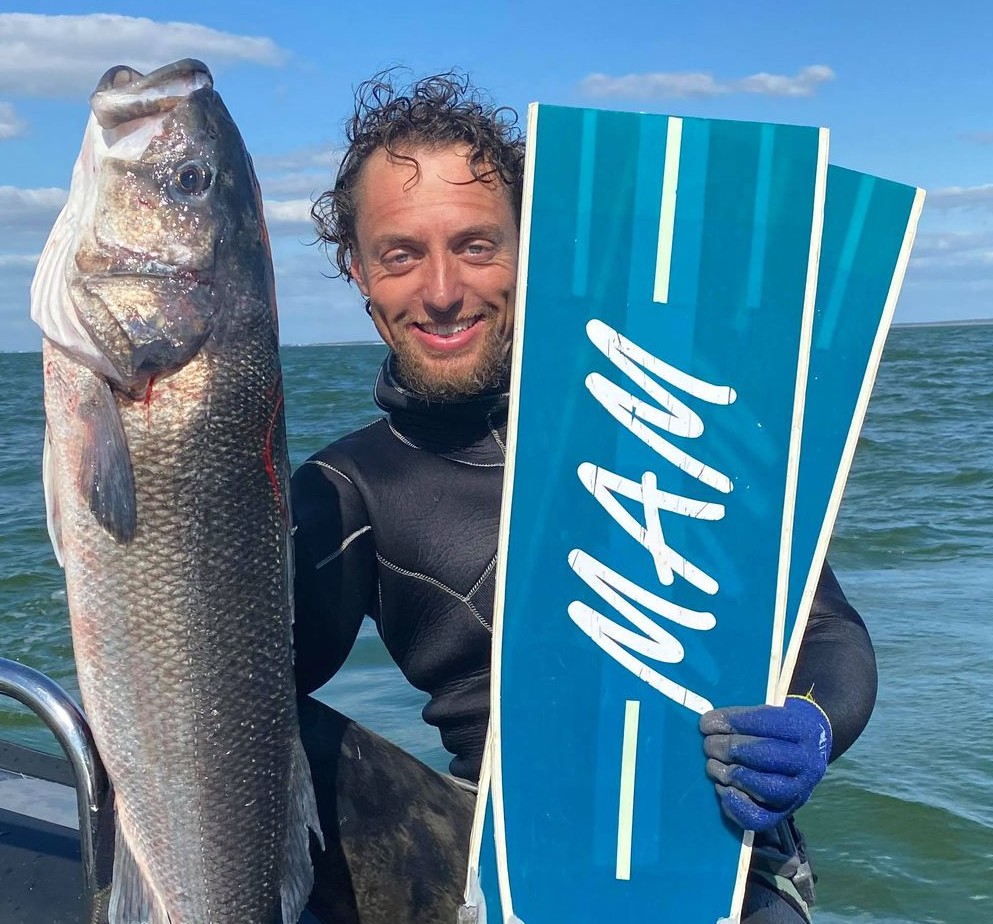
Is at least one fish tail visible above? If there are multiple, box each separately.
[108,821,170,924]
[280,736,324,923]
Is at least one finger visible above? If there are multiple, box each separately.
[703,734,807,776]
[706,760,802,812]
[704,756,738,786]
[700,705,804,741]
[714,784,787,833]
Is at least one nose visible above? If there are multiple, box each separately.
[421,252,464,314]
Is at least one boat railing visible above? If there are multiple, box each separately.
[0,657,113,901]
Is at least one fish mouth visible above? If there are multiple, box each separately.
[95,59,212,95]
[91,59,213,129]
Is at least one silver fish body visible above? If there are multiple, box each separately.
[31,59,321,924]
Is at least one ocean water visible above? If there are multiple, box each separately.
[1,324,991,923]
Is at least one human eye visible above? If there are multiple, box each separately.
[382,248,416,272]
[461,239,496,262]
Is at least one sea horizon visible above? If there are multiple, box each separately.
[3,317,992,356]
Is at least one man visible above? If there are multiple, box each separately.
[292,71,877,924]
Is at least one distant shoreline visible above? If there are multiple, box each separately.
[2,340,389,355]
[3,323,990,355]
[892,317,993,329]
[283,340,386,348]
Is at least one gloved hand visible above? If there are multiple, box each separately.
[699,694,832,832]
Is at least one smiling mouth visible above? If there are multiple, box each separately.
[414,317,481,338]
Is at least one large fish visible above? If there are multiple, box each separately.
[30,59,322,923]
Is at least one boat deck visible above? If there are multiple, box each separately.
[0,743,87,924]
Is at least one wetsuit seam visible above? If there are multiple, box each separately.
[388,421,503,468]
[375,553,493,634]
[465,555,497,600]
[439,456,504,469]
[305,459,357,486]
[374,577,389,650]
[315,526,372,570]
[486,410,507,457]
[387,420,421,451]
[346,417,384,436]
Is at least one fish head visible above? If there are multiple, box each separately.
[32,59,274,392]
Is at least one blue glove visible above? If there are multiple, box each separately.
[699,695,832,832]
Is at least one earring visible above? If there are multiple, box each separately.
[364,298,372,316]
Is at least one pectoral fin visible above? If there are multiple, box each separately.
[77,376,137,544]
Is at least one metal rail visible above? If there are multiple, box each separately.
[0,657,112,900]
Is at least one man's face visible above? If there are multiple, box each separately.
[350,145,519,399]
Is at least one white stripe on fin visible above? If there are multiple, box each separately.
[653,117,683,304]
[616,699,640,880]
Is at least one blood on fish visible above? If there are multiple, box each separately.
[262,379,285,521]
[141,375,157,428]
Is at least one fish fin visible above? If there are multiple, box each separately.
[108,823,169,924]
[42,426,65,567]
[78,377,137,544]
[280,736,324,923]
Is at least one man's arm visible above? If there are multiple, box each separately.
[788,560,877,760]
[291,459,378,695]
[700,561,876,830]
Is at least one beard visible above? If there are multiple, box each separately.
[392,320,511,401]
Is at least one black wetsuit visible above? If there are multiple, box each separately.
[291,355,878,923]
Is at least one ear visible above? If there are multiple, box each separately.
[349,253,370,297]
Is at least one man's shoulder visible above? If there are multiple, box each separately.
[299,416,392,478]
[290,417,392,522]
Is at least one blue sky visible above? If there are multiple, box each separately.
[1,1,991,351]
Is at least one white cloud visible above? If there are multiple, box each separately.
[0,101,25,139]
[0,13,287,98]
[254,146,340,210]
[263,199,317,235]
[0,186,67,234]
[909,230,993,271]
[889,226,993,322]
[736,66,835,97]
[266,248,372,346]
[582,72,721,99]
[927,184,993,210]
[890,225,993,321]
[0,252,41,351]
[255,146,341,175]
[0,253,40,268]
[259,172,329,199]
[580,65,835,100]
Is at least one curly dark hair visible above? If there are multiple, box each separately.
[311,69,526,280]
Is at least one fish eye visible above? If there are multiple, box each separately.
[170,160,212,198]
